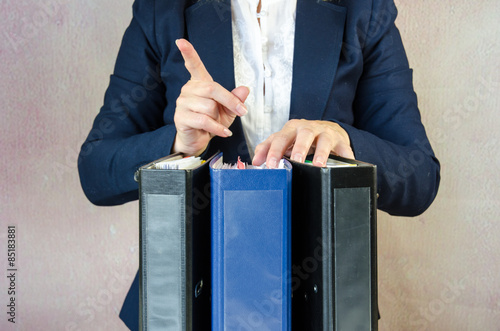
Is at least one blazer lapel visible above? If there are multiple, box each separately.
[290,0,347,120]
[184,0,251,161]
[183,0,346,159]
[184,0,235,90]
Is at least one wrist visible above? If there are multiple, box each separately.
[172,134,206,157]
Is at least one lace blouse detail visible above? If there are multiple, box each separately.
[231,0,297,156]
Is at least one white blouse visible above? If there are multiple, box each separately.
[231,0,297,156]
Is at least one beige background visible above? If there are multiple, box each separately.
[1,0,499,330]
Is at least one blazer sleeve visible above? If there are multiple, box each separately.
[337,0,440,216]
[78,0,174,206]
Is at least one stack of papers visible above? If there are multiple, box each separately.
[154,156,204,170]
[211,156,285,169]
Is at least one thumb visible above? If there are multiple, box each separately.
[231,86,250,103]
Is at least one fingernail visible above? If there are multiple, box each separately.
[236,103,248,116]
[292,153,304,163]
[314,157,325,167]
[268,158,278,169]
[223,128,233,137]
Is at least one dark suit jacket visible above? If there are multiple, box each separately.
[77,0,440,329]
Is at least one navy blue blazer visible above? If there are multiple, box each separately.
[78,0,440,329]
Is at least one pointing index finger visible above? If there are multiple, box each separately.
[176,38,213,81]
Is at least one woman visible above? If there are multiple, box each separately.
[78,0,440,329]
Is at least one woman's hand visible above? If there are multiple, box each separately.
[252,119,354,168]
[173,38,250,156]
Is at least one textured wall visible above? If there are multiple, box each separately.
[378,1,500,330]
[0,0,499,330]
[0,1,138,330]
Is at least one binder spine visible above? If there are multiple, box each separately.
[370,166,378,330]
[291,162,329,330]
[331,165,378,331]
[184,172,193,331]
[210,168,224,331]
[139,170,187,331]
[290,157,378,331]
[188,165,212,331]
[210,155,292,331]
[320,169,334,330]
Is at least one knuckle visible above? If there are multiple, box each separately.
[292,141,308,152]
[202,83,215,96]
[320,129,336,141]
[193,113,208,128]
[255,139,270,152]
[199,99,217,114]
[176,94,187,106]
[287,119,300,127]
[325,123,340,135]
[273,132,289,142]
[298,127,315,138]
[180,84,190,94]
